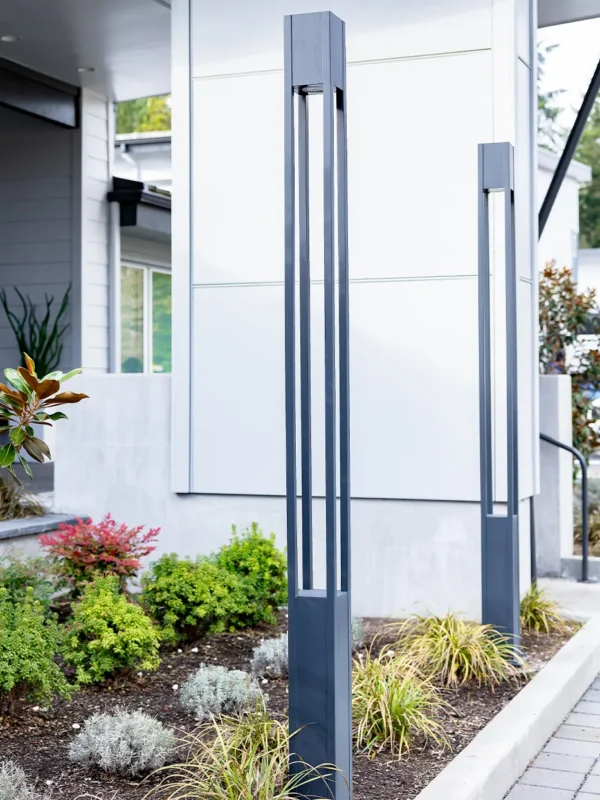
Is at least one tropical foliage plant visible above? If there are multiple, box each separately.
[40,515,159,593]
[539,262,600,464]
[0,287,71,380]
[0,354,87,479]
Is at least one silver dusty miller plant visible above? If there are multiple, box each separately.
[0,761,42,800]
[352,616,366,650]
[181,664,264,721]
[251,632,288,678]
[69,709,176,776]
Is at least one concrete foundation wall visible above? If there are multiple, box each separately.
[537,375,574,575]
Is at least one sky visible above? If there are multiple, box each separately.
[539,17,600,129]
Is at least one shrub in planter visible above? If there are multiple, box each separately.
[40,514,159,593]
[215,523,287,627]
[181,664,264,721]
[0,555,55,612]
[520,583,569,633]
[141,554,249,644]
[0,760,43,800]
[352,646,448,758]
[69,708,176,775]
[62,576,160,684]
[0,588,71,714]
[251,633,288,678]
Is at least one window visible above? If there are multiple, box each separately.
[120,263,172,373]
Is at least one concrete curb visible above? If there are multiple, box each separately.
[415,615,600,800]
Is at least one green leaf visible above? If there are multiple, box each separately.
[17,452,33,479]
[23,438,44,464]
[35,412,48,421]
[25,425,35,437]
[0,443,16,468]
[48,412,68,421]
[4,368,30,395]
[41,371,62,381]
[9,427,26,446]
[59,368,82,383]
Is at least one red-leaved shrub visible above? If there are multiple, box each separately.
[40,515,159,592]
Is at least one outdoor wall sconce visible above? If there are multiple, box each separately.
[478,142,521,648]
[284,11,352,800]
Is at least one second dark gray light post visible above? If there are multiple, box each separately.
[284,11,352,800]
[478,142,521,647]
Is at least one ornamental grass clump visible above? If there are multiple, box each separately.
[147,700,338,800]
[0,760,42,800]
[251,633,288,678]
[180,664,264,721]
[393,613,520,688]
[62,576,160,684]
[352,646,448,758]
[0,587,72,715]
[520,583,569,634]
[69,708,176,776]
[40,514,159,593]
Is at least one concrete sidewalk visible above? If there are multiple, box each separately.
[540,578,600,622]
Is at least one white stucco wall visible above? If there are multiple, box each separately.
[54,374,532,619]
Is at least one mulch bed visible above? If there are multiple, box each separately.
[0,613,575,800]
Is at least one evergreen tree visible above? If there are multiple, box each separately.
[116,95,171,134]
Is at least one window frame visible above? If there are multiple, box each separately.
[120,259,172,375]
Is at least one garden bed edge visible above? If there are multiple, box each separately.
[414,614,600,800]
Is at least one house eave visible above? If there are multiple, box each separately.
[107,176,171,244]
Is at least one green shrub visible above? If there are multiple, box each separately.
[215,524,287,627]
[0,555,55,611]
[0,587,71,714]
[62,576,160,684]
[141,554,250,644]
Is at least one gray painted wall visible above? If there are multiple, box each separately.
[0,107,75,372]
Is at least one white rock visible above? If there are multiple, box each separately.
[262,679,269,685]
[72,723,81,730]
[172,684,179,691]
[191,647,199,653]
[177,649,183,654]
[32,706,40,712]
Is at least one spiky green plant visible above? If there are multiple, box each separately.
[392,613,520,688]
[0,286,70,379]
[520,583,569,634]
[147,700,340,800]
[352,645,448,758]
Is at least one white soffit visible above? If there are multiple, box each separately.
[0,0,171,101]
[539,0,600,27]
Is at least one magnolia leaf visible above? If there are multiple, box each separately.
[36,379,61,400]
[41,371,62,382]
[0,443,16,468]
[9,427,26,446]
[59,368,82,383]
[17,452,33,480]
[42,391,89,406]
[23,353,36,376]
[23,438,45,464]
[35,412,48,421]
[4,369,31,396]
[17,367,40,393]
[31,436,51,459]
[48,412,68,421]
[0,383,26,403]
[25,425,34,437]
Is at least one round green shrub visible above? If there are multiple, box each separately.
[215,523,287,627]
[0,587,72,714]
[62,576,160,684]
[141,554,250,644]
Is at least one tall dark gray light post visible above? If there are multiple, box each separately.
[284,11,352,800]
[478,142,521,648]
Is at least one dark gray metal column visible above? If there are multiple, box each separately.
[478,142,521,648]
[284,11,352,799]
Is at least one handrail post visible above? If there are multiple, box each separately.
[539,432,589,583]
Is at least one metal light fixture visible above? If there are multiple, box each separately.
[0,35,21,43]
[77,66,95,73]
[284,11,352,800]
[478,142,520,648]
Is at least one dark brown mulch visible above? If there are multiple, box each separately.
[0,614,574,800]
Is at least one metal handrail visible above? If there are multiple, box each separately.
[540,432,589,583]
